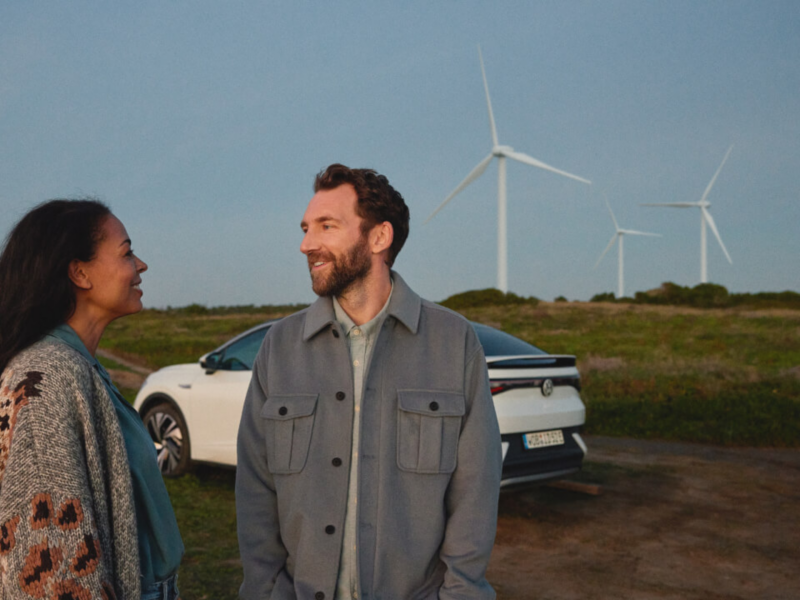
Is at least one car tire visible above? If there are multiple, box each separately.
[142,402,191,477]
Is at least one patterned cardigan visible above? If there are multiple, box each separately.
[0,340,140,600]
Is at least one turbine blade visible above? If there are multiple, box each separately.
[478,46,499,147]
[604,193,620,231]
[423,153,494,224]
[702,208,733,264]
[641,202,698,207]
[594,234,618,269]
[700,145,734,204]
[505,149,591,184]
[621,229,662,237]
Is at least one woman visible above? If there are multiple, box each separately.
[0,199,183,600]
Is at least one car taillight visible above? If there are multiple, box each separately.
[490,378,540,395]
[489,377,581,395]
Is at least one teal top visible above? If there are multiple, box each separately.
[46,324,184,587]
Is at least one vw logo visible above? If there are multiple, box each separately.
[541,379,554,397]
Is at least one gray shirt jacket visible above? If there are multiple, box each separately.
[236,272,502,600]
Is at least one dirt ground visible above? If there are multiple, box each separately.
[488,436,800,600]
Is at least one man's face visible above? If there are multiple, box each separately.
[300,184,372,297]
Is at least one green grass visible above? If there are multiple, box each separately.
[585,376,800,445]
[165,466,240,600]
[101,308,298,369]
[437,302,800,447]
[101,301,800,447]
[117,387,139,405]
[97,355,134,372]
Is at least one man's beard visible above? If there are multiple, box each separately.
[308,235,372,298]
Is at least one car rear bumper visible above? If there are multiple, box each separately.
[500,426,586,489]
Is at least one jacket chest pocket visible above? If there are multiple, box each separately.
[397,390,466,474]
[261,394,318,474]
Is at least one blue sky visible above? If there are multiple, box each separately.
[1,1,798,307]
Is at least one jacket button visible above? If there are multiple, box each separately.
[278,406,287,416]
[332,329,340,338]
[336,391,346,401]
[315,593,325,600]
[325,525,335,535]
[429,401,439,412]
[332,457,342,467]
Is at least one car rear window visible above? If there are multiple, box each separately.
[471,322,547,357]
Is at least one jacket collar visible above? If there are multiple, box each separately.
[303,270,421,341]
[45,323,98,367]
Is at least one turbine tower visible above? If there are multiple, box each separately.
[594,196,661,298]
[642,146,734,283]
[424,46,591,293]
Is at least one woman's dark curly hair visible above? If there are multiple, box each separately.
[314,163,410,267]
[0,198,110,373]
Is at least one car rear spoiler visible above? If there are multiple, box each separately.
[486,355,577,369]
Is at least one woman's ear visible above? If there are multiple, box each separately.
[68,260,92,290]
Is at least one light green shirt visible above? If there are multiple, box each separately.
[333,283,393,600]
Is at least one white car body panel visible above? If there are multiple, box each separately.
[486,359,584,434]
[492,385,585,434]
[134,364,247,466]
[187,369,251,465]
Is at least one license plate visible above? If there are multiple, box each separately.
[523,429,564,449]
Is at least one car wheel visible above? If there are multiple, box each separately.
[142,402,191,477]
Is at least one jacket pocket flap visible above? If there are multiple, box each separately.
[262,394,319,420]
[397,390,465,417]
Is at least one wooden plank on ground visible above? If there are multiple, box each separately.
[546,480,604,496]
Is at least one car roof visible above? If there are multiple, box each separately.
[470,321,548,357]
[211,319,277,354]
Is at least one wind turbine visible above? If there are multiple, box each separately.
[642,146,734,283]
[424,46,591,293]
[595,196,661,298]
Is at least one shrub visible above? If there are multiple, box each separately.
[591,292,616,303]
[633,282,731,308]
[729,290,800,309]
[182,303,210,316]
[164,303,308,316]
[439,288,539,310]
[688,283,730,308]
[625,283,800,310]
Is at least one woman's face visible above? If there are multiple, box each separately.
[81,214,148,321]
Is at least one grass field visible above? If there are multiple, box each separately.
[103,301,800,446]
[455,302,800,446]
[98,301,800,599]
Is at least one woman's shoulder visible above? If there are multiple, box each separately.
[2,339,95,393]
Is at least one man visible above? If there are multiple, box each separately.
[236,164,502,600]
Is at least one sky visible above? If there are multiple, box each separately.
[1,1,798,307]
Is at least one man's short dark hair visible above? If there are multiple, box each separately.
[314,164,410,267]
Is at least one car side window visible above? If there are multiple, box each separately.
[219,327,269,371]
